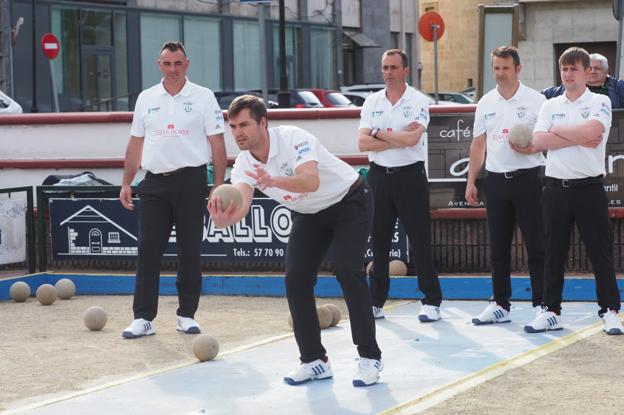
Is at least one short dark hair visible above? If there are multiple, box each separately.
[161,41,187,57]
[491,45,520,68]
[559,47,590,69]
[383,49,409,68]
[228,95,268,125]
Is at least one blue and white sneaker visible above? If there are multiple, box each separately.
[524,310,562,333]
[353,358,383,387]
[418,304,441,322]
[283,358,333,385]
[372,306,385,319]
[601,309,624,335]
[122,318,155,339]
[176,316,201,334]
[472,302,510,325]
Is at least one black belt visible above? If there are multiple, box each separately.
[149,166,194,177]
[344,176,364,198]
[547,175,604,188]
[369,161,423,174]
[487,166,540,179]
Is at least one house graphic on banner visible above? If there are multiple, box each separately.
[58,205,138,256]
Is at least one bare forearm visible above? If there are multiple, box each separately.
[533,132,575,151]
[209,134,227,186]
[466,139,485,185]
[122,138,143,186]
[358,132,394,152]
[271,173,319,193]
[551,122,603,144]
[377,127,424,147]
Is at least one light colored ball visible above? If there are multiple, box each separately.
[389,259,408,276]
[211,184,243,212]
[317,306,332,329]
[192,335,219,362]
[508,124,533,148]
[9,281,30,302]
[366,261,373,276]
[83,306,107,331]
[55,278,76,300]
[36,284,57,305]
[325,303,342,327]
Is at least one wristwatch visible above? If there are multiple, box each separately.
[371,128,380,138]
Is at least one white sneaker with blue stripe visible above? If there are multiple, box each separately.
[176,316,201,334]
[122,318,155,339]
[372,306,385,319]
[353,358,383,387]
[601,309,624,335]
[472,302,510,325]
[283,358,333,385]
[524,310,562,333]
[418,304,441,322]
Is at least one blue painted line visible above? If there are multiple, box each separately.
[1,273,623,302]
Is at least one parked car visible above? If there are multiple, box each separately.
[427,92,474,104]
[214,91,279,110]
[339,84,386,107]
[248,89,324,108]
[341,93,367,106]
[461,87,476,101]
[0,90,22,114]
[306,89,354,107]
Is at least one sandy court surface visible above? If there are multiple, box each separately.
[1,294,623,414]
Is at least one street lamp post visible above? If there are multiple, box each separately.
[30,0,38,112]
[277,0,289,108]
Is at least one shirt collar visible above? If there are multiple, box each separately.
[562,87,591,104]
[495,81,524,102]
[158,77,191,97]
[382,83,412,103]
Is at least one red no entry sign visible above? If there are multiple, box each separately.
[41,33,60,60]
[419,12,445,42]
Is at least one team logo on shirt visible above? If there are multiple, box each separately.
[582,111,590,119]
[294,141,309,150]
[147,106,160,114]
[552,113,566,120]
[280,162,294,176]
[517,111,525,118]
[403,106,413,119]
[372,111,384,118]
[183,101,194,112]
[600,102,611,117]
[484,112,496,120]
[153,123,189,137]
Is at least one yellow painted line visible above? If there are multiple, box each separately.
[377,320,609,415]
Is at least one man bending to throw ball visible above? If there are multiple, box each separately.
[208,95,383,387]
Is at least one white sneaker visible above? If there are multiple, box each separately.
[534,305,543,315]
[122,318,155,339]
[353,358,383,387]
[176,316,201,334]
[524,310,562,333]
[283,358,333,385]
[601,310,624,335]
[472,302,510,325]
[418,304,441,322]
[372,306,385,319]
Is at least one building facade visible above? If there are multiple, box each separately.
[1,0,420,113]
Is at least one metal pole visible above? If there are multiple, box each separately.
[31,0,38,112]
[433,24,439,104]
[49,60,59,112]
[617,16,623,79]
[277,0,289,108]
[258,3,269,105]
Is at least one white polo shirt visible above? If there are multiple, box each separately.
[534,88,611,179]
[130,78,225,174]
[231,126,358,214]
[473,82,546,173]
[359,85,430,167]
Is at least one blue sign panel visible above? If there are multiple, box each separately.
[49,198,408,263]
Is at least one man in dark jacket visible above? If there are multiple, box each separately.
[541,53,624,109]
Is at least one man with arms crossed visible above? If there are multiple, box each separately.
[358,49,443,322]
[209,95,383,386]
[466,46,546,325]
[119,41,227,338]
[513,47,623,335]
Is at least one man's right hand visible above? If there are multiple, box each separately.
[465,182,479,206]
[207,196,238,229]
[119,184,134,211]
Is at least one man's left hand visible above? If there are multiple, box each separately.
[245,164,274,191]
